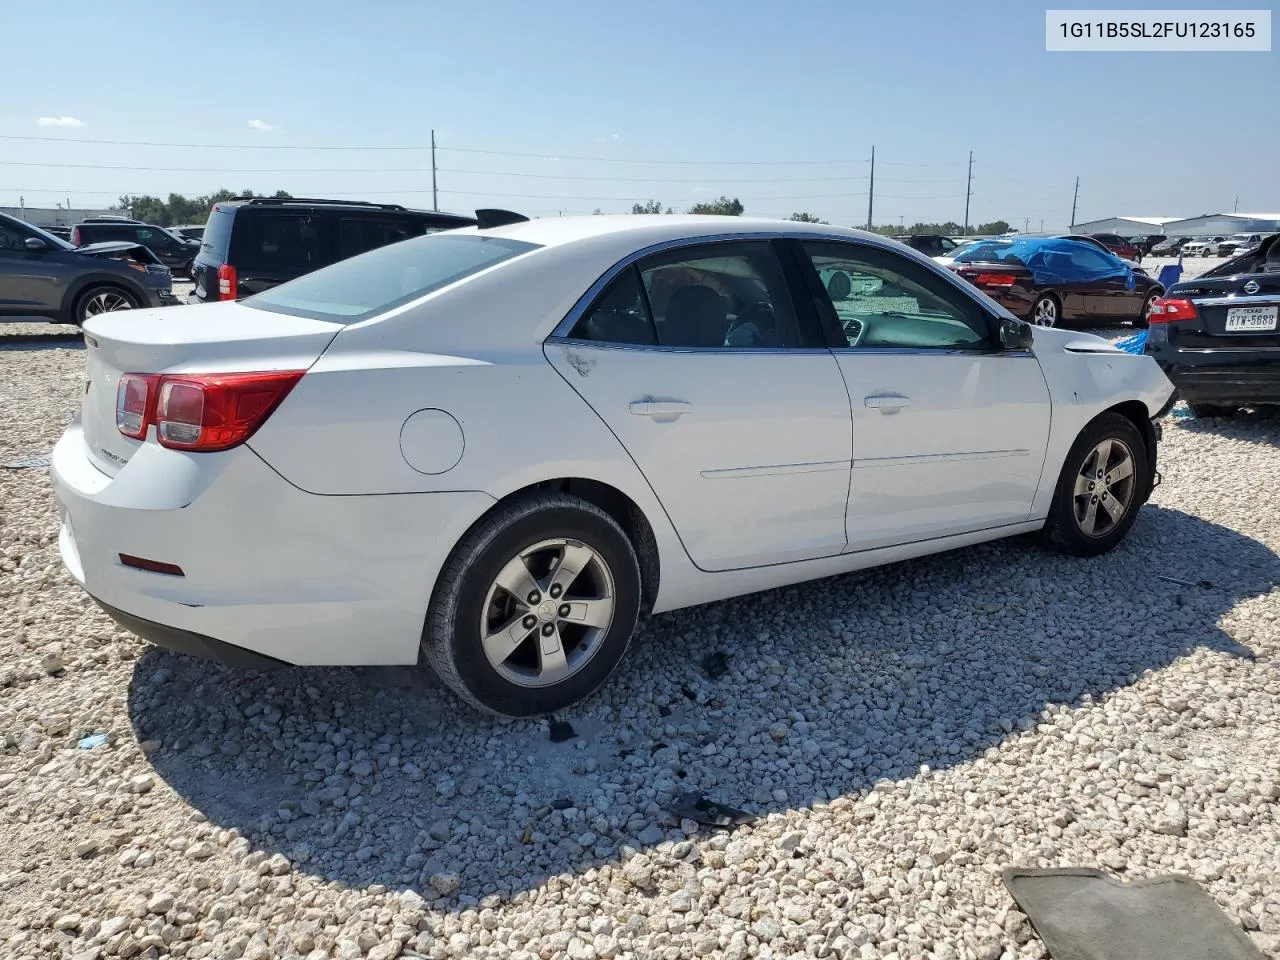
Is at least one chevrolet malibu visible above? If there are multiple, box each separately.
[53,215,1175,716]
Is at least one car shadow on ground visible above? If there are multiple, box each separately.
[1171,408,1280,449]
[127,505,1279,908]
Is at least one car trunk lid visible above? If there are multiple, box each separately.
[79,301,344,475]
[1172,272,1280,346]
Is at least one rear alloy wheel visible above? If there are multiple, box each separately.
[1031,295,1059,328]
[423,492,642,716]
[1187,402,1236,419]
[1135,292,1158,329]
[75,285,138,324]
[1043,412,1148,557]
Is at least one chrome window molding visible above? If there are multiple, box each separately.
[1189,294,1280,307]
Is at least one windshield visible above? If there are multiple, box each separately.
[246,232,542,323]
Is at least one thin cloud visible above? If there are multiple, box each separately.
[592,133,622,144]
[37,116,84,128]
[691,186,714,195]
[247,119,275,132]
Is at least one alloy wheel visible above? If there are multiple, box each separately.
[1033,297,1058,327]
[479,538,616,688]
[84,291,134,317]
[1072,437,1136,538]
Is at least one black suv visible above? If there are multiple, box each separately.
[190,197,476,303]
[0,211,179,325]
[71,218,200,277]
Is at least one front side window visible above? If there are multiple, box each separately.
[570,242,803,348]
[246,233,540,323]
[0,221,28,253]
[801,241,991,350]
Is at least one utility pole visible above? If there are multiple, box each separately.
[1070,176,1079,228]
[866,146,875,230]
[899,215,904,227]
[1234,195,1239,213]
[1039,219,1045,232]
[431,129,438,212]
[963,150,973,233]
[1023,217,1030,234]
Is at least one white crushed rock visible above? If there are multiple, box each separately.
[1,318,1278,960]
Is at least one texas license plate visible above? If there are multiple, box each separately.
[1225,305,1278,332]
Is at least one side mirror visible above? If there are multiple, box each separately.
[24,237,48,252]
[998,317,1035,351]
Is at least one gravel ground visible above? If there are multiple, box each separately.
[2,286,1278,960]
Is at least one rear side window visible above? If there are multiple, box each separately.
[338,217,430,259]
[245,233,541,323]
[201,208,235,260]
[230,214,328,272]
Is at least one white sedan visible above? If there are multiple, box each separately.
[53,215,1175,716]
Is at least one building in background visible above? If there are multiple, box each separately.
[1158,213,1280,237]
[1070,215,1182,235]
[0,204,123,228]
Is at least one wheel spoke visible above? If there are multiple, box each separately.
[1080,497,1099,535]
[548,542,595,596]
[1096,493,1119,524]
[483,614,536,666]
[1074,472,1093,497]
[493,553,540,605]
[1108,457,1134,483]
[538,627,570,683]
[559,597,613,629]
[1093,439,1113,472]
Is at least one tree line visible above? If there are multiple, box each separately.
[115,189,293,226]
[114,189,1011,238]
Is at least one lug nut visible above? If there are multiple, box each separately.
[1088,481,1095,491]
[523,615,536,629]
[1091,495,1098,503]
[559,604,571,618]
[541,624,555,637]
[527,591,540,605]
[549,584,562,599]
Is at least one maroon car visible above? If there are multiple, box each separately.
[947,236,1163,328]
[1088,233,1141,262]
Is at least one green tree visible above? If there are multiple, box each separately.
[974,220,1011,235]
[789,212,827,223]
[688,196,744,216]
[116,188,293,226]
[631,199,663,215]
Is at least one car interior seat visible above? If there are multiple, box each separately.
[663,284,729,347]
[1262,240,1280,274]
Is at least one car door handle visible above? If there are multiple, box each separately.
[864,394,911,413]
[629,400,692,421]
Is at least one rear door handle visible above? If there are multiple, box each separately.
[865,394,911,413]
[630,400,692,421]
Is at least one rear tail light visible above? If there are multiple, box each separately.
[115,370,304,451]
[115,373,158,439]
[217,263,237,301]
[1147,297,1198,323]
[71,227,81,246]
[973,273,1017,288]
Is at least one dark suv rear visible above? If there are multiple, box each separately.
[190,198,476,303]
[71,220,199,277]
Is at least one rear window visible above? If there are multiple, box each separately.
[229,213,327,272]
[244,233,541,323]
[952,241,1027,267]
[200,208,235,260]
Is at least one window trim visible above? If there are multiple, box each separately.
[782,237,1006,354]
[552,235,868,352]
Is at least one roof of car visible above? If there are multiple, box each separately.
[457,214,876,249]
[213,197,475,221]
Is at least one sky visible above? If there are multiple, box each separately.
[1,0,1276,229]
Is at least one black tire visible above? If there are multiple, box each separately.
[1042,412,1149,557]
[74,284,139,325]
[1030,293,1061,328]
[1187,402,1236,419]
[422,492,642,717]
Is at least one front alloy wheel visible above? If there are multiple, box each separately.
[1071,437,1136,539]
[83,290,135,318]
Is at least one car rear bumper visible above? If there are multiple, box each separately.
[1152,359,1280,404]
[52,422,496,666]
[93,599,289,670]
